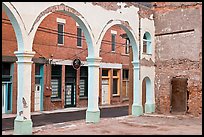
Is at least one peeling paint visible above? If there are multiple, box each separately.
[140,58,155,67]
[22,97,28,108]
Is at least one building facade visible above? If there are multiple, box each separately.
[2,11,130,113]
[2,2,201,135]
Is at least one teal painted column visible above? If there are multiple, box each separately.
[132,61,143,116]
[13,51,35,135]
[86,57,102,123]
[145,78,155,113]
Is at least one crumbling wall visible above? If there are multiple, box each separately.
[153,2,202,116]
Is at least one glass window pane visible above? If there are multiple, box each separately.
[58,23,64,44]
[7,83,12,111]
[51,79,59,98]
[125,39,130,54]
[58,34,63,44]
[112,34,116,51]
[80,66,88,77]
[123,69,129,80]
[77,27,82,47]
[52,65,61,75]
[80,79,85,97]
[35,64,40,75]
[102,70,108,76]
[113,70,118,76]
[2,63,10,75]
[113,79,118,94]
[35,78,40,84]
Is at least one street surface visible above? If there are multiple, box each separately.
[2,105,128,131]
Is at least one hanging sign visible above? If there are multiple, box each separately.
[72,58,81,70]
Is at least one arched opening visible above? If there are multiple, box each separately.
[2,2,27,51]
[98,20,139,114]
[142,76,151,113]
[31,4,95,112]
[99,25,128,105]
[2,4,21,114]
[143,32,152,55]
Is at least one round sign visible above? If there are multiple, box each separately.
[72,58,81,70]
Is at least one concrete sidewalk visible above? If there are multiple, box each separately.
[2,103,128,119]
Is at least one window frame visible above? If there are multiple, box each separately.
[79,66,88,98]
[112,69,120,96]
[143,32,152,55]
[125,39,130,54]
[57,23,65,45]
[77,26,82,47]
[111,33,116,52]
[51,65,62,100]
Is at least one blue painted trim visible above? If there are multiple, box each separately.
[40,64,44,111]
[3,63,14,114]
[5,83,8,113]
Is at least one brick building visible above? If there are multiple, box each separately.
[2,2,202,117]
[2,11,129,113]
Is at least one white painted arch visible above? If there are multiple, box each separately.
[97,19,139,62]
[28,3,96,58]
[140,66,155,113]
[2,2,28,51]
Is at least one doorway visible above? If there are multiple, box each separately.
[65,83,76,107]
[171,78,188,113]
[142,78,146,113]
[102,79,109,105]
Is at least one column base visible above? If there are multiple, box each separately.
[13,117,33,135]
[145,103,155,113]
[86,110,100,123]
[132,104,143,116]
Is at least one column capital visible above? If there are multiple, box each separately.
[86,57,102,67]
[14,51,35,63]
[132,61,139,69]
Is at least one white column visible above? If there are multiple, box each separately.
[132,61,143,116]
[86,57,102,123]
[13,51,35,135]
[145,77,155,113]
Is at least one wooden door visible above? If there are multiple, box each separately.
[171,78,188,113]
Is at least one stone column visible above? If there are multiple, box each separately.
[132,61,143,116]
[145,79,155,113]
[13,51,35,135]
[86,57,101,123]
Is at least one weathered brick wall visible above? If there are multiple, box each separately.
[153,2,202,116]
[2,10,128,112]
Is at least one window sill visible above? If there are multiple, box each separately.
[51,98,62,102]
[112,94,120,97]
[79,96,88,100]
[77,46,82,48]
[121,53,129,56]
[58,44,64,46]
[122,97,129,101]
[142,53,152,56]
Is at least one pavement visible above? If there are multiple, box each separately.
[2,104,202,135]
[2,104,129,131]
[2,104,128,119]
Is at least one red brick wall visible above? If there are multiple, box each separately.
[2,12,17,56]
[2,11,129,112]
